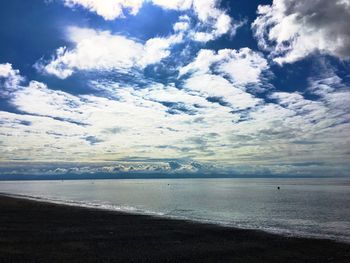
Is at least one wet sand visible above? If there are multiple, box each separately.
[0,194,349,262]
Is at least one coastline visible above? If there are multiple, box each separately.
[2,191,349,243]
[0,194,349,262]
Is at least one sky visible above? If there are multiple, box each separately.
[0,0,350,178]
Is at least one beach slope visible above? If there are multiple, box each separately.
[0,195,349,262]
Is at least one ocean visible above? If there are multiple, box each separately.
[0,178,349,243]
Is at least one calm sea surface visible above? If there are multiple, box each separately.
[0,178,349,242]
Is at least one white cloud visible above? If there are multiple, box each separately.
[152,0,240,42]
[1,66,244,163]
[269,92,328,125]
[61,0,236,42]
[139,34,183,67]
[0,63,18,78]
[190,1,234,42]
[151,0,192,10]
[173,21,189,32]
[151,0,239,42]
[173,16,191,32]
[184,74,261,110]
[11,80,86,122]
[180,48,269,86]
[42,27,182,78]
[0,63,24,97]
[269,70,350,138]
[252,0,350,64]
[135,83,208,107]
[191,0,234,42]
[179,49,217,76]
[63,0,144,20]
[217,48,269,85]
[2,63,350,175]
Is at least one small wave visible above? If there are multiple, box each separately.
[0,192,166,217]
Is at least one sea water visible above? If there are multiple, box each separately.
[0,178,349,243]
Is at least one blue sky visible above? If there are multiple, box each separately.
[0,0,350,177]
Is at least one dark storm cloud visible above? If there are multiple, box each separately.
[253,0,350,63]
[290,0,350,57]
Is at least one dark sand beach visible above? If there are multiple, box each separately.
[0,195,349,263]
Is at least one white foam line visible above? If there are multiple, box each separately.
[0,192,165,217]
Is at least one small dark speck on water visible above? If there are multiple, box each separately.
[277,186,280,190]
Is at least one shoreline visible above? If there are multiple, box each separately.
[2,191,349,244]
[0,194,350,262]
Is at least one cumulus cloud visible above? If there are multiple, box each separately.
[46,0,242,81]
[0,63,24,97]
[184,74,261,110]
[173,0,234,42]
[180,48,269,86]
[174,0,238,42]
[41,27,182,78]
[173,15,191,32]
[252,0,350,64]
[150,0,235,41]
[151,0,192,10]
[61,0,236,42]
[63,0,144,20]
